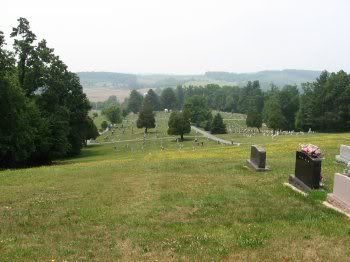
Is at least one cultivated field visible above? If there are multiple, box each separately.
[1,112,350,261]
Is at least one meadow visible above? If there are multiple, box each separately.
[1,112,350,261]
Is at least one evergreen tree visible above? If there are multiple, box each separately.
[145,89,160,111]
[137,97,155,133]
[127,89,143,113]
[167,112,191,141]
[211,113,227,134]
[160,87,177,110]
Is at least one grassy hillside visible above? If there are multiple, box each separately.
[1,112,350,260]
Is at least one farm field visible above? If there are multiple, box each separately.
[1,112,350,261]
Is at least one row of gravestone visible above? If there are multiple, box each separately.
[246,144,350,214]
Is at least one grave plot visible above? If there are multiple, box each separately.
[245,145,268,172]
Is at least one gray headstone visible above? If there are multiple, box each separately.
[246,145,268,171]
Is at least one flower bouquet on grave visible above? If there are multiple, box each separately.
[299,144,323,159]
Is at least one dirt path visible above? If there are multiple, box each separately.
[191,126,240,146]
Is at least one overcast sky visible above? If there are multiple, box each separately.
[2,0,350,74]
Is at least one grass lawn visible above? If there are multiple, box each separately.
[1,112,350,261]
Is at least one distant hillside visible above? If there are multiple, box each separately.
[78,72,139,89]
[205,70,322,88]
[78,70,322,90]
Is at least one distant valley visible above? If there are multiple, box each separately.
[78,69,322,101]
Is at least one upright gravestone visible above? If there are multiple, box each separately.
[246,145,268,172]
[327,173,350,213]
[289,151,322,191]
[335,145,350,165]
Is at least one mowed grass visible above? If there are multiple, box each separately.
[1,114,350,260]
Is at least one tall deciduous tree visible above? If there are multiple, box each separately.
[167,112,191,141]
[183,96,211,128]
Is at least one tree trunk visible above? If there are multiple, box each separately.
[181,133,184,141]
[258,127,261,133]
[145,127,148,134]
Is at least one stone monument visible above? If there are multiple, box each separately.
[335,145,350,165]
[246,145,268,172]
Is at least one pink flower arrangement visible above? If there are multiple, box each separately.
[299,144,323,158]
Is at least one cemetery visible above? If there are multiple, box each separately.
[2,110,350,261]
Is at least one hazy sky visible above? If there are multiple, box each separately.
[2,0,350,74]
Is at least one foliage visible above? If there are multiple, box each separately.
[246,110,262,132]
[176,85,185,109]
[145,89,160,111]
[102,105,122,124]
[211,113,227,134]
[0,18,98,167]
[160,87,177,110]
[264,95,285,133]
[297,70,350,132]
[167,112,191,140]
[101,120,109,130]
[183,96,211,128]
[136,96,155,133]
[128,89,143,113]
[90,95,119,110]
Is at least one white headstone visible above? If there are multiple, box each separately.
[336,145,350,164]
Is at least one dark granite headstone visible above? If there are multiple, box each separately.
[246,145,268,171]
[289,151,322,191]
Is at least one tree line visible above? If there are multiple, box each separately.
[0,18,98,168]
[101,70,350,139]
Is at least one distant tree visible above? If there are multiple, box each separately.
[183,96,211,128]
[137,97,155,133]
[127,89,143,113]
[92,112,98,118]
[296,70,350,132]
[145,89,160,111]
[122,108,129,118]
[102,105,122,124]
[211,113,227,134]
[246,110,262,132]
[84,117,99,141]
[10,17,37,94]
[238,81,264,114]
[176,85,185,109]
[160,87,177,110]
[101,120,109,130]
[279,85,300,130]
[264,95,285,133]
[167,112,191,141]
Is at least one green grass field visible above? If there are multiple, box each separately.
[1,112,350,261]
